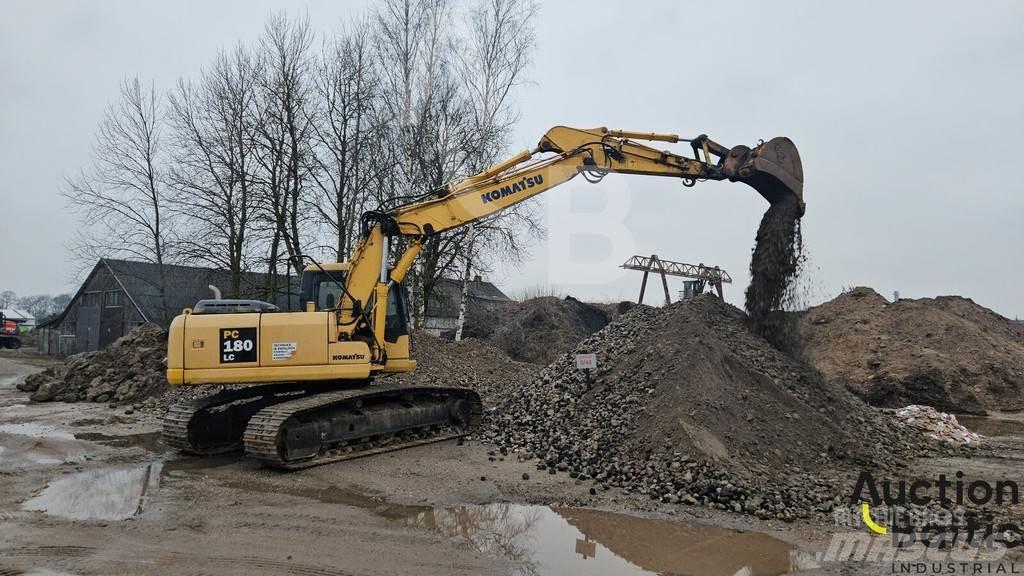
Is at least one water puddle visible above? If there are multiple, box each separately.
[397,503,817,576]
[20,444,89,466]
[161,454,242,478]
[77,431,165,452]
[214,479,817,575]
[0,423,76,440]
[391,500,806,569]
[23,463,162,521]
[957,415,1024,438]
[0,424,89,467]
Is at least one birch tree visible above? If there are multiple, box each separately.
[373,0,469,328]
[454,0,538,340]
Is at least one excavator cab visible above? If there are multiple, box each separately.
[299,267,348,311]
[298,263,411,344]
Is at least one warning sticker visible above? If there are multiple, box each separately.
[271,342,298,361]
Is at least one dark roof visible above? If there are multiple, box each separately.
[40,258,508,328]
[103,258,299,323]
[425,277,510,319]
[432,278,510,303]
[40,259,300,328]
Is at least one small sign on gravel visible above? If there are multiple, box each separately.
[575,353,597,370]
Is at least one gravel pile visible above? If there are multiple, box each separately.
[484,295,930,520]
[17,324,168,406]
[459,296,610,365]
[888,405,983,446]
[800,287,1024,414]
[382,332,540,406]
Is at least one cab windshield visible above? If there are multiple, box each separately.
[300,271,347,311]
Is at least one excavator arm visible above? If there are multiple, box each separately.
[384,126,802,239]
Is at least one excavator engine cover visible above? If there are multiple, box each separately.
[722,137,804,213]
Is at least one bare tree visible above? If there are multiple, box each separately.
[251,13,318,303]
[51,293,72,317]
[408,69,477,327]
[65,9,540,327]
[454,0,539,340]
[373,0,483,328]
[65,77,175,322]
[15,294,66,322]
[167,45,260,297]
[308,21,386,262]
[0,291,17,309]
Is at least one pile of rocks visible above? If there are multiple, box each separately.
[17,324,168,406]
[484,295,930,520]
[382,332,539,407]
[888,405,983,446]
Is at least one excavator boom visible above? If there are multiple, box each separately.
[381,127,803,240]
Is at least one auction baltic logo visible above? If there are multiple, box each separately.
[816,470,1024,574]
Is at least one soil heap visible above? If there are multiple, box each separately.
[459,296,610,365]
[800,287,1024,414]
[18,324,168,405]
[745,194,804,345]
[485,295,926,520]
[382,332,540,406]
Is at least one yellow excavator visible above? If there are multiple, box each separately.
[162,126,804,469]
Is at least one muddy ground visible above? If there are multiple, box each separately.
[1,353,1022,576]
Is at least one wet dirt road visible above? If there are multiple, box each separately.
[0,354,506,576]
[1,354,1019,576]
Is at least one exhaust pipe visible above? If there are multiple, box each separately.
[723,137,804,214]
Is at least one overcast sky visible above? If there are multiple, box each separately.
[2,0,1022,318]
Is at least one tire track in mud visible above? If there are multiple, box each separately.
[0,545,94,557]
[0,545,353,576]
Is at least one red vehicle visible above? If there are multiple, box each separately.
[0,313,22,349]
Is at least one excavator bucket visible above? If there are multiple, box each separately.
[722,137,804,214]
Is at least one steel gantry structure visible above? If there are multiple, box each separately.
[621,255,732,305]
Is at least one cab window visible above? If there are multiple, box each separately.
[385,284,410,343]
[318,281,344,310]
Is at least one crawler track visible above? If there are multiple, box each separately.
[163,382,334,455]
[243,383,481,470]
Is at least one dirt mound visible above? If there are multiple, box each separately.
[485,295,925,520]
[382,332,540,406]
[800,287,1024,414]
[17,324,168,405]
[460,296,610,365]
